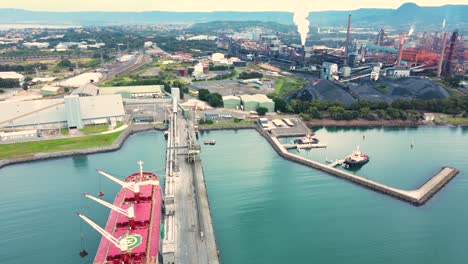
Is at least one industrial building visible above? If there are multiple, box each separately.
[72,83,100,97]
[0,130,37,141]
[98,85,164,98]
[0,72,25,82]
[40,85,64,96]
[0,94,125,129]
[222,95,241,109]
[239,94,275,112]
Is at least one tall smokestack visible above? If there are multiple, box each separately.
[344,14,352,65]
[302,45,306,67]
[445,30,459,77]
[437,32,448,77]
[397,32,405,66]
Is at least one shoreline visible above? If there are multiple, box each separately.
[0,121,464,170]
[0,124,165,169]
[304,118,467,127]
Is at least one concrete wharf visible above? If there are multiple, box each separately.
[259,123,459,206]
[161,106,219,264]
[282,143,328,149]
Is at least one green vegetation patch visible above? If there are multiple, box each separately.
[440,116,468,124]
[79,125,109,135]
[0,131,123,159]
[274,77,307,97]
[374,85,388,94]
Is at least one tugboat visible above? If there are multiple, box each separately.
[344,146,369,167]
[293,135,319,145]
[204,140,216,145]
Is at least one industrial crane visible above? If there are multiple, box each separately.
[83,193,136,229]
[77,212,130,264]
[96,161,159,202]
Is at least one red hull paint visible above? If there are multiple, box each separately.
[94,172,162,264]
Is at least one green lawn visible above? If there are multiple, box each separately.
[274,77,307,97]
[60,128,69,135]
[115,122,124,129]
[441,116,468,124]
[0,131,123,159]
[79,125,109,135]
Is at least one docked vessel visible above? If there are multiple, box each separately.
[293,135,319,145]
[78,161,162,264]
[204,139,216,145]
[344,146,369,167]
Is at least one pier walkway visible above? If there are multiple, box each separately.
[283,143,327,149]
[261,128,459,206]
[162,105,219,264]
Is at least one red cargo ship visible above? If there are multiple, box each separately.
[78,161,162,264]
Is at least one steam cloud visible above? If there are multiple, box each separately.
[293,7,310,45]
[408,24,415,36]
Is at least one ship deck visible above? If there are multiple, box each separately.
[94,172,162,264]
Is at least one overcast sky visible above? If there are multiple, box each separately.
[0,0,466,12]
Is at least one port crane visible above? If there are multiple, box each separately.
[83,193,136,229]
[96,161,159,202]
[77,212,131,263]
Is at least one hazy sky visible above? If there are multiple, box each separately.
[1,0,466,12]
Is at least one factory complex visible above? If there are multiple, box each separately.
[0,94,125,130]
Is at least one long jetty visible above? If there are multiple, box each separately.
[259,125,459,206]
[162,103,219,263]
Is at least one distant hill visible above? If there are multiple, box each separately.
[0,3,466,30]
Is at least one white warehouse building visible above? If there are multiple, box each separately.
[0,94,125,129]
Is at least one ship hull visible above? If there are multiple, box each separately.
[94,172,162,264]
[344,158,369,168]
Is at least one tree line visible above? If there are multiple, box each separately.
[270,95,468,121]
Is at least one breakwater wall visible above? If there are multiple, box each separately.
[0,124,164,169]
[257,127,459,206]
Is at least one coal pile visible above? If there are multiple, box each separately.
[287,79,356,107]
[349,77,449,103]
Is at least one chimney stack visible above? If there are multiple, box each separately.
[344,14,352,65]
[397,32,405,66]
[436,32,448,77]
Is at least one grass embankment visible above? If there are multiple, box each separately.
[0,131,123,159]
[274,77,307,97]
[199,120,255,127]
[439,116,468,124]
[79,125,109,135]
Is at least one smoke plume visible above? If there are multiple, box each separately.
[408,24,415,36]
[293,7,310,45]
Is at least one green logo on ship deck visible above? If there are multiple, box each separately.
[126,234,142,249]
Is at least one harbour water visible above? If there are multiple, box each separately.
[0,127,467,263]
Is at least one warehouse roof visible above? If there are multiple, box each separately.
[72,83,100,96]
[41,85,62,92]
[0,71,24,79]
[0,94,124,128]
[239,94,273,103]
[99,85,163,95]
[222,95,240,101]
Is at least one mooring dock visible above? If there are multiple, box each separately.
[161,90,219,264]
[258,121,459,206]
[282,143,327,149]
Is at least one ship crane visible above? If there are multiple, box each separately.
[96,161,159,202]
[83,193,136,229]
[77,212,130,264]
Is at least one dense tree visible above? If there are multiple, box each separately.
[198,89,211,101]
[57,59,72,68]
[208,93,223,107]
[256,107,268,116]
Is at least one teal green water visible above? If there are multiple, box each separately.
[0,127,467,263]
